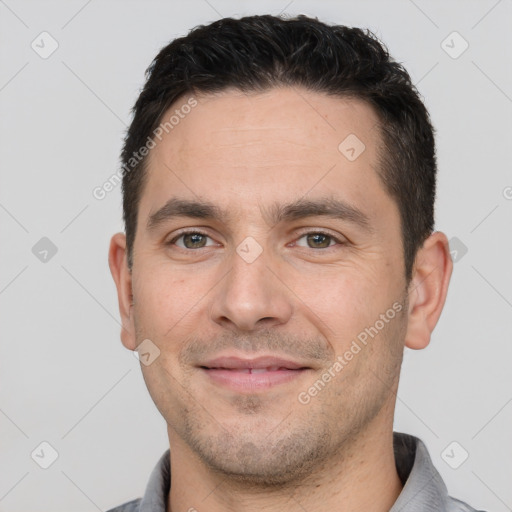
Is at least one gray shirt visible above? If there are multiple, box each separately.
[106,432,484,512]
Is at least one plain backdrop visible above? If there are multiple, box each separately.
[1,1,511,511]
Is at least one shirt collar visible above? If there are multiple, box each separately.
[390,432,452,510]
[138,432,453,512]
[138,447,170,512]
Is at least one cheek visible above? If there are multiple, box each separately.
[133,267,206,342]
[293,263,400,350]
[298,265,378,316]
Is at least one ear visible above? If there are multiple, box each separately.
[404,231,453,350]
[108,232,137,350]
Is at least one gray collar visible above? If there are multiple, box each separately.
[134,432,477,512]
[390,432,451,510]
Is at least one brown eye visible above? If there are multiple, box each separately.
[295,232,339,249]
[307,233,332,248]
[170,231,213,249]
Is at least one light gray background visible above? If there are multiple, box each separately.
[1,0,511,510]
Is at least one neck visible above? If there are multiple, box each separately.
[167,418,403,512]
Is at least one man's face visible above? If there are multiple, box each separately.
[127,87,409,484]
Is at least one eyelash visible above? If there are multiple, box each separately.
[167,229,345,251]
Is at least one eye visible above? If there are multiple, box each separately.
[167,230,344,251]
[168,231,216,249]
[294,231,342,249]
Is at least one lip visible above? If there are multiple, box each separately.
[199,355,311,392]
[201,355,307,370]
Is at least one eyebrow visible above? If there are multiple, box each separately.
[146,196,372,232]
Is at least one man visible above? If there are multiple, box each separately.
[108,14,482,512]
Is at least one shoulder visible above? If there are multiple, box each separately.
[105,497,142,512]
[447,496,488,512]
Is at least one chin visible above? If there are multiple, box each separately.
[184,419,333,488]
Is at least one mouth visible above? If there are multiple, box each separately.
[198,355,311,392]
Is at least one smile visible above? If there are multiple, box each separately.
[199,355,311,391]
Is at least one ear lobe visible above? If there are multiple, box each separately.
[108,232,137,350]
[404,231,453,350]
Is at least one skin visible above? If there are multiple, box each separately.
[109,87,453,512]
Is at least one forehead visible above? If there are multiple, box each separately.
[139,87,391,227]
[164,88,380,164]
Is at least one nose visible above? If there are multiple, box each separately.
[210,242,294,332]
